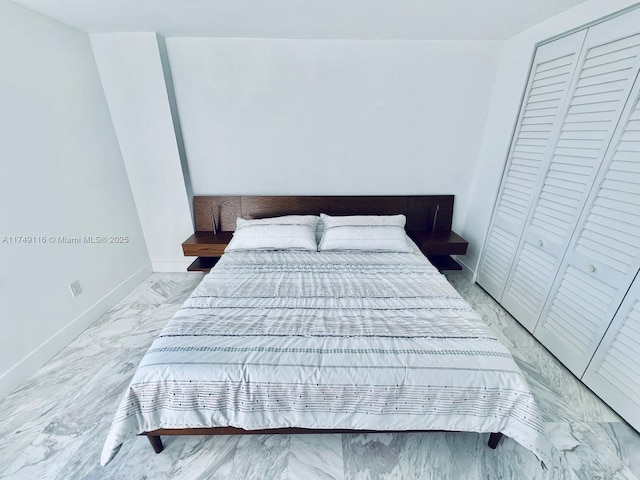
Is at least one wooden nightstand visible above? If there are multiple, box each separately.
[182,231,233,272]
[408,230,468,271]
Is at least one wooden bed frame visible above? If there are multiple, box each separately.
[143,195,504,453]
[192,194,455,232]
[144,428,503,452]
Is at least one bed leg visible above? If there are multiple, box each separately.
[147,435,164,453]
[488,432,503,449]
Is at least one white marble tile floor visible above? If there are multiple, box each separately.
[0,272,639,479]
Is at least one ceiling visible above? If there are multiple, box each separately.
[11,0,589,40]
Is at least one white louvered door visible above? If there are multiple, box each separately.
[534,83,640,376]
[476,31,587,299]
[582,273,640,431]
[500,13,640,332]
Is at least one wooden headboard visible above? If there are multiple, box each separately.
[194,195,454,233]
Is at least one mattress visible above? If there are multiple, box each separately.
[101,247,550,466]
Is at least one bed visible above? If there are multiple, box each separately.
[100,195,550,467]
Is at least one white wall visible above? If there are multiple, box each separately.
[91,33,194,272]
[461,0,640,276]
[0,1,151,399]
[166,39,502,231]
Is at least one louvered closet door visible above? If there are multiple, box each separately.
[500,11,640,333]
[582,273,640,431]
[476,31,587,299]
[534,81,640,377]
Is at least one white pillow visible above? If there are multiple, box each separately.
[225,215,318,252]
[318,213,412,252]
[236,215,319,228]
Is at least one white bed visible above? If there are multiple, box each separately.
[101,243,550,466]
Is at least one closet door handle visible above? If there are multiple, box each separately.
[537,240,543,247]
[587,264,596,273]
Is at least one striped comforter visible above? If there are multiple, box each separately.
[101,248,550,465]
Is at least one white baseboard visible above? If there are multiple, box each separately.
[152,258,193,272]
[0,262,152,401]
[454,256,476,282]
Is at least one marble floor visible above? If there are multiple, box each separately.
[1,271,639,479]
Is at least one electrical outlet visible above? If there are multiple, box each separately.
[69,281,82,298]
